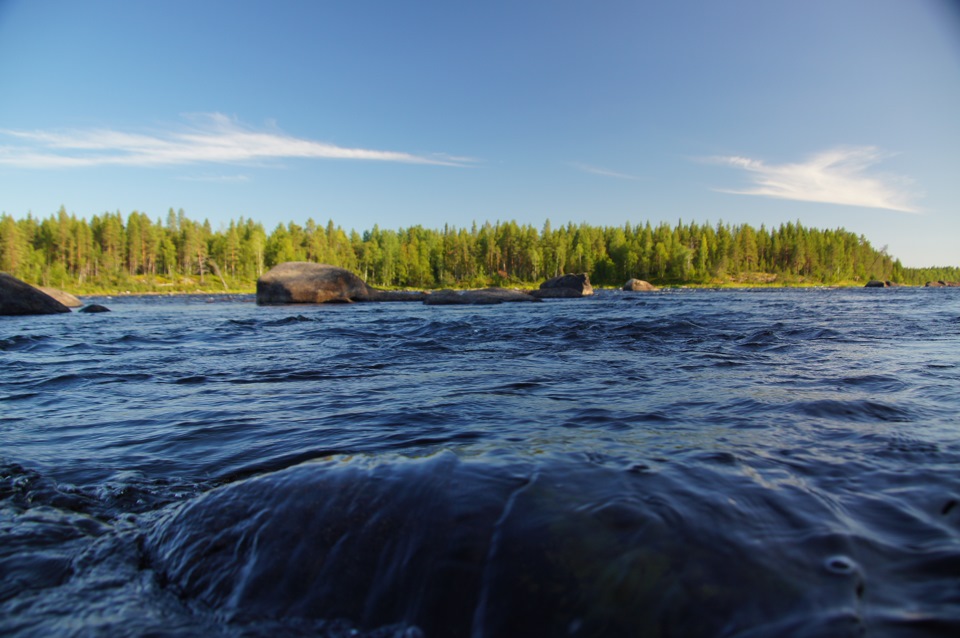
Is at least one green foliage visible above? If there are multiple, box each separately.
[0,209,954,293]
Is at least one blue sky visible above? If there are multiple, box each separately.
[1,0,958,268]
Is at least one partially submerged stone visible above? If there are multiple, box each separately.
[529,287,585,299]
[531,273,593,298]
[0,273,72,316]
[257,263,373,305]
[367,289,429,302]
[424,288,539,305]
[78,304,110,313]
[623,278,657,292]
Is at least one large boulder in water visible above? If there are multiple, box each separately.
[531,273,593,299]
[623,278,657,292]
[0,273,72,315]
[256,262,373,305]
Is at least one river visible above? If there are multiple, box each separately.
[2,287,959,636]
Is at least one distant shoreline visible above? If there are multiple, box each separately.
[74,280,940,299]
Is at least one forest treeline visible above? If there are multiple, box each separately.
[1,207,957,292]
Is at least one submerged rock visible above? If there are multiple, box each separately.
[39,287,83,308]
[256,262,373,305]
[925,281,960,288]
[529,287,585,299]
[424,287,538,305]
[366,289,429,302]
[147,453,864,638]
[78,304,111,313]
[0,273,72,316]
[623,278,657,292]
[531,273,593,298]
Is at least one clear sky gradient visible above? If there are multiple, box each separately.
[1,0,957,267]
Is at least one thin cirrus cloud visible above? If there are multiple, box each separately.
[0,113,470,169]
[570,162,642,181]
[710,146,920,213]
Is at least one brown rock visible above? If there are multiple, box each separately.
[622,278,657,292]
[256,263,373,305]
[0,273,72,315]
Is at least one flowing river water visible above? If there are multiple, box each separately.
[2,287,959,637]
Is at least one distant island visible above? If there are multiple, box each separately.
[1,207,957,294]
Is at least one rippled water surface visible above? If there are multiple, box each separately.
[2,288,959,636]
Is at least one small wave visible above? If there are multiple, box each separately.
[880,435,940,457]
[265,315,315,326]
[738,329,781,349]
[783,326,845,341]
[792,399,913,423]
[837,374,909,393]
[0,392,39,402]
[225,318,257,327]
[0,334,52,352]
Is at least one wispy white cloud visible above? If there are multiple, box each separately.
[175,173,251,183]
[570,162,642,181]
[0,113,470,169]
[708,146,920,213]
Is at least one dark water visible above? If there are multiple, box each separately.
[2,288,959,637]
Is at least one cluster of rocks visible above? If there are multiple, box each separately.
[2,263,659,315]
[255,263,609,306]
[866,280,960,288]
[0,273,109,316]
[9,262,956,315]
[255,263,662,306]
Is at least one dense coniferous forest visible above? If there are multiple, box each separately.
[0,207,957,292]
